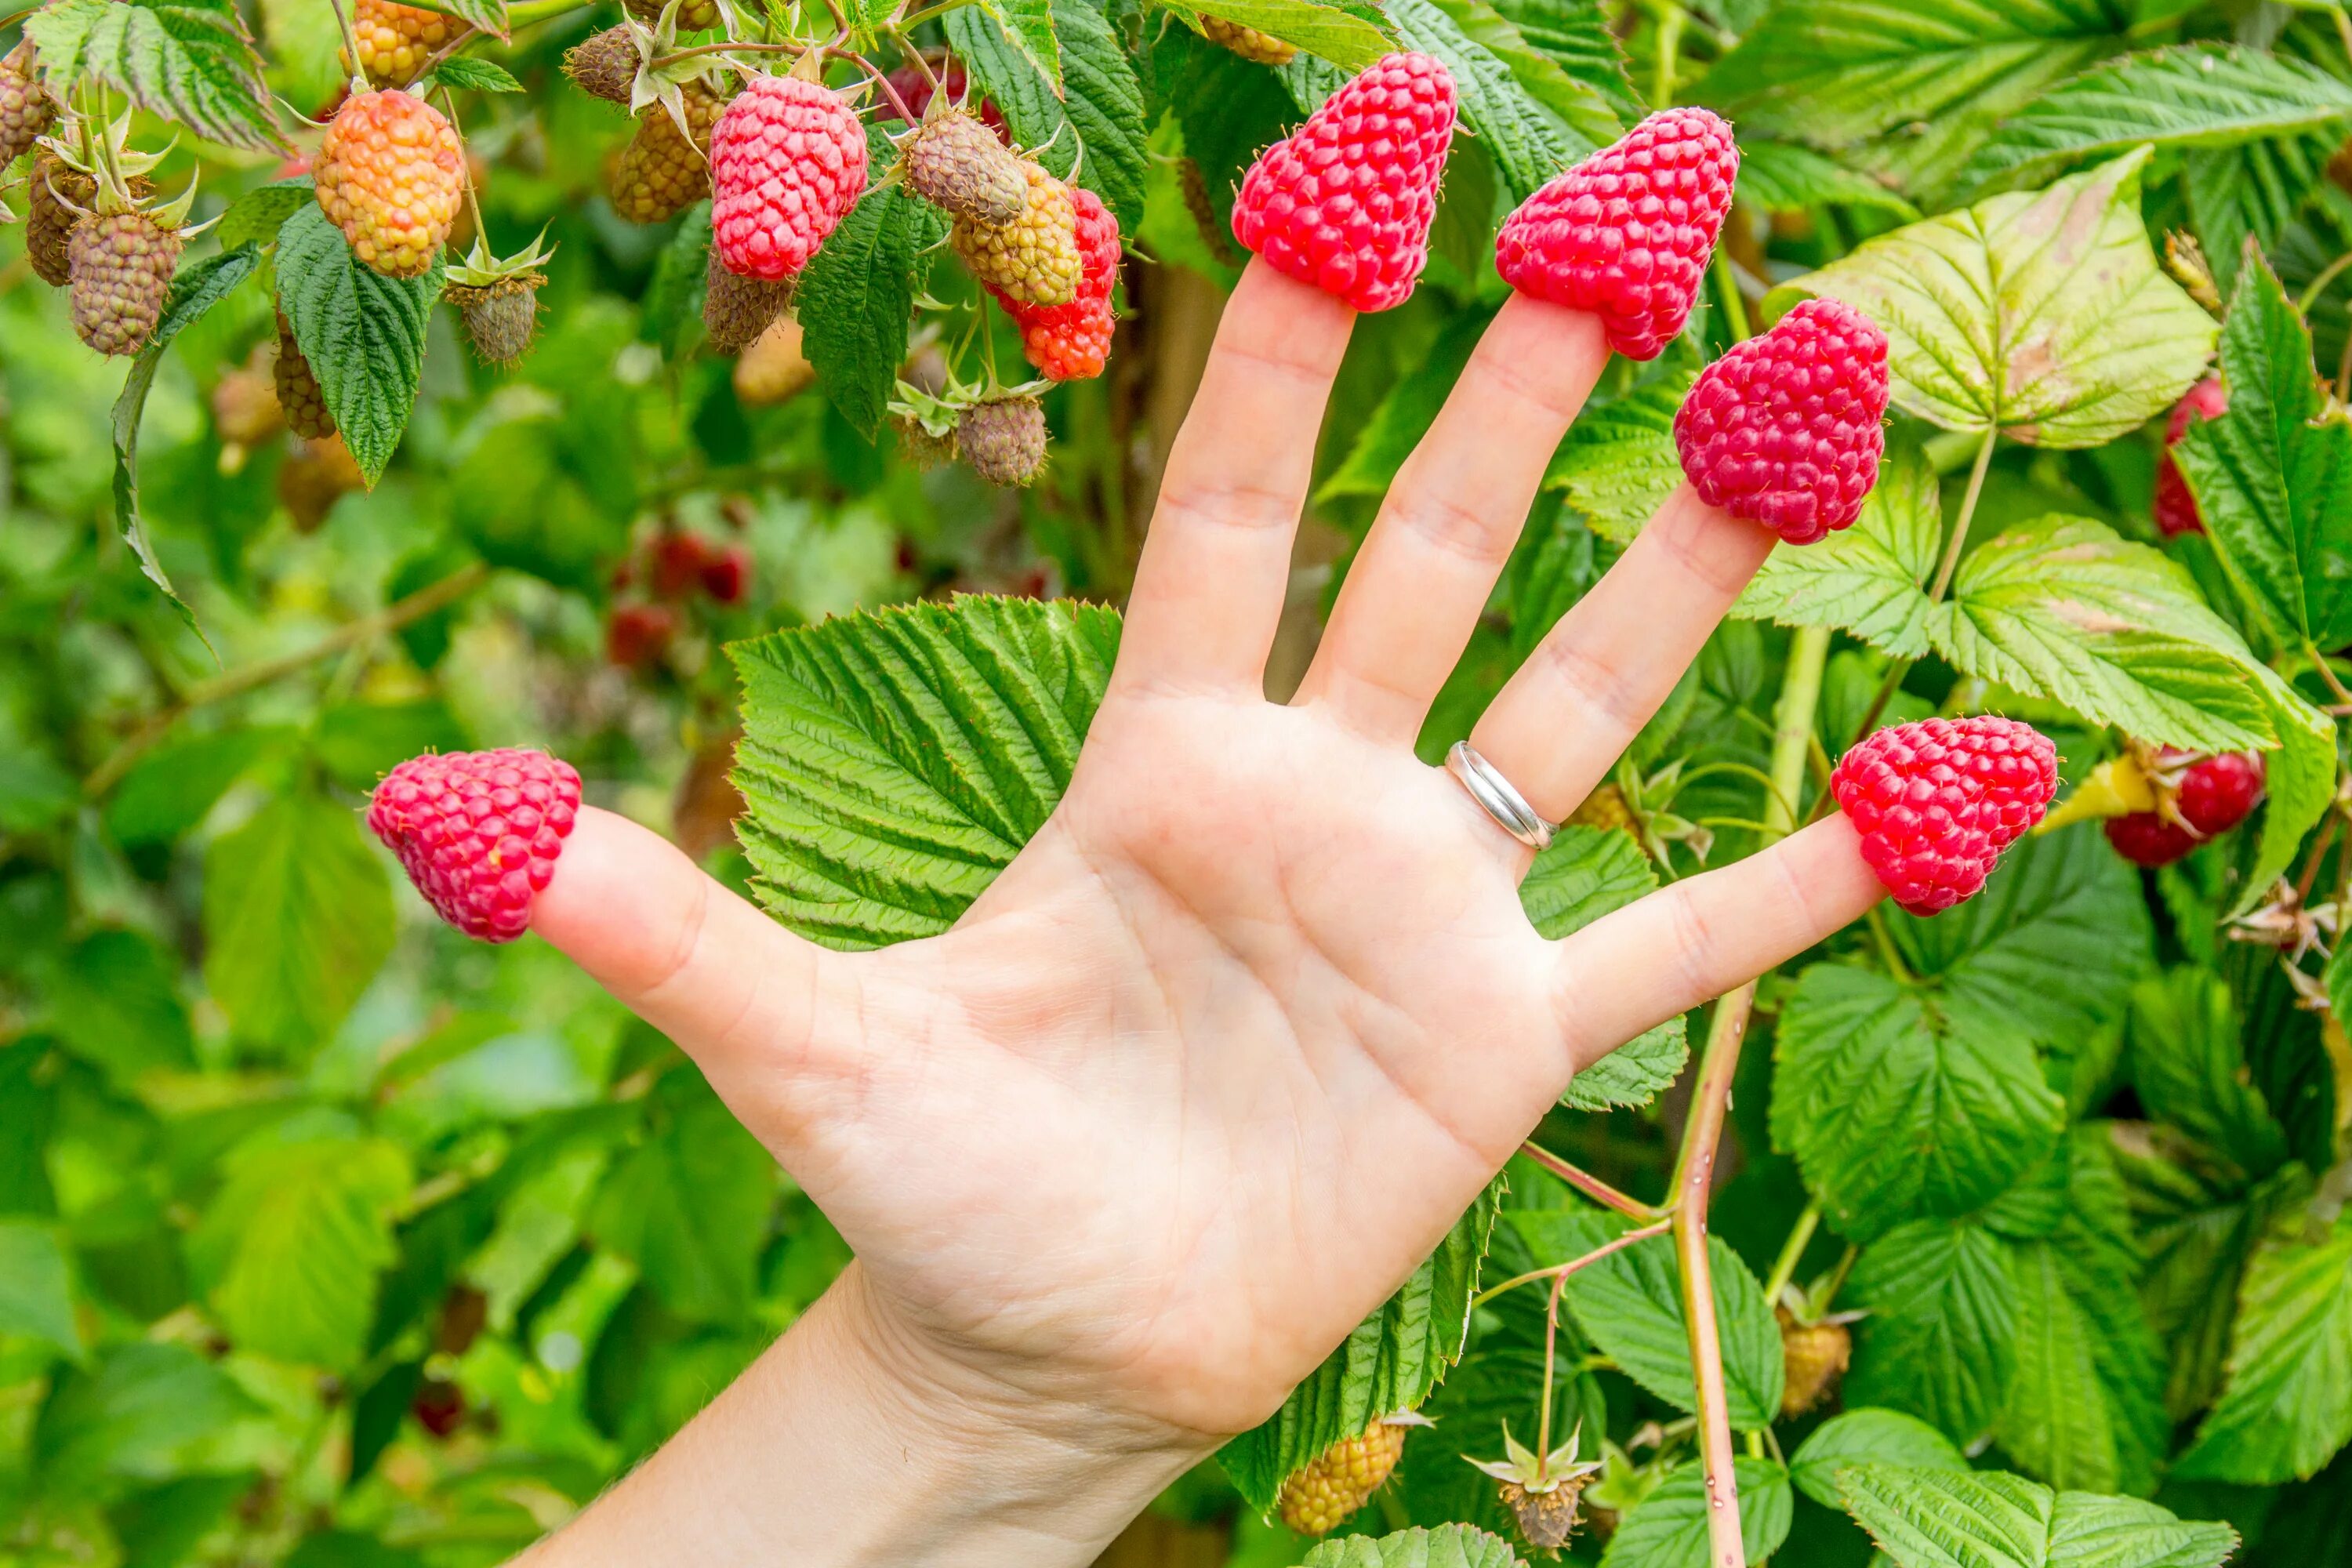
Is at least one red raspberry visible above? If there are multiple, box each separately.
[606,602,679,670]
[700,544,750,604]
[368,750,583,942]
[2153,376,2227,538]
[1229,53,1456,313]
[1496,107,1739,360]
[710,74,869,283]
[651,530,711,598]
[2104,748,2264,867]
[992,184,1121,381]
[1673,297,1889,544]
[1830,717,2058,916]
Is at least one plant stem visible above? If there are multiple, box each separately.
[2310,642,2352,709]
[1927,425,1999,603]
[1472,1215,1677,1308]
[1538,1269,1566,1472]
[1651,2,1685,109]
[2299,250,2352,315]
[898,0,976,29]
[325,0,368,92]
[1865,906,1912,983]
[1712,245,1751,344]
[1759,1203,1819,1305]
[825,45,918,124]
[1520,1139,1667,1220]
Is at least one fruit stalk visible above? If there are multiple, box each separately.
[1518,1138,1665,1220]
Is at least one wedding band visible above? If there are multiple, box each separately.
[1446,741,1557,851]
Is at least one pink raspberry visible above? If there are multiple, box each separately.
[1673,297,1889,545]
[991,184,1122,381]
[710,74,869,282]
[2104,748,2264,867]
[368,749,583,942]
[1229,52,1456,313]
[1831,717,2058,916]
[1495,107,1739,360]
[2153,375,2227,538]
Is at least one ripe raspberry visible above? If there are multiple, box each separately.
[623,0,720,29]
[703,247,791,353]
[1276,1418,1411,1534]
[278,436,365,532]
[951,160,1083,307]
[1673,297,1890,544]
[412,1377,465,1438]
[564,26,637,107]
[893,414,957,471]
[1200,15,1297,66]
[2104,748,2264,867]
[733,317,815,405]
[1778,1308,1852,1417]
[710,74,869,281]
[993,183,1120,381]
[317,89,465,278]
[68,211,183,358]
[447,275,542,365]
[274,309,336,440]
[883,59,1007,140]
[899,109,1026,226]
[368,749,583,942]
[1830,716,2058,916]
[650,529,710,598]
[2154,376,2228,538]
[1231,53,1456,313]
[0,38,54,167]
[700,544,750,604]
[610,85,723,224]
[347,0,463,88]
[958,395,1047,487]
[606,601,678,670]
[1496,107,1738,360]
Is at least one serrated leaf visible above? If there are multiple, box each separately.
[1303,1525,1528,1568]
[2187,130,2337,296]
[421,55,524,94]
[1523,826,1687,1108]
[34,1343,260,1501]
[215,178,313,252]
[1512,1209,1784,1428]
[1836,1463,2238,1568]
[202,789,395,1051]
[2125,968,2289,1178]
[435,0,510,35]
[1422,0,1620,156]
[1165,0,1396,71]
[949,0,1149,232]
[0,1223,84,1359]
[978,0,1059,87]
[26,0,285,151]
[1791,1409,1969,1509]
[1221,1181,1501,1512]
[1734,444,1939,655]
[1846,1219,2020,1442]
[2238,661,2336,917]
[1737,140,1922,218]
[1540,370,1692,543]
[1485,0,1639,129]
[731,597,1118,948]
[1600,1456,1791,1568]
[2176,1207,2352,1484]
[796,143,942,440]
[588,1071,776,1324]
[1767,150,2217,448]
[1387,0,1579,202]
[49,929,194,1087]
[275,204,442,485]
[1321,311,1492,503]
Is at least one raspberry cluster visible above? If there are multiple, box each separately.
[2105,748,2264,866]
[368,750,583,942]
[1830,717,2057,915]
[710,74,869,281]
[991,184,1122,381]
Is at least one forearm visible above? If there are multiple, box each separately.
[517,1264,1208,1567]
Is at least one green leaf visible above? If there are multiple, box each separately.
[2176,1207,2352,1483]
[975,0,1058,89]
[2125,968,2289,1178]
[949,0,1149,231]
[1303,1526,1528,1568]
[796,130,946,441]
[1846,1218,2020,1442]
[430,0,509,35]
[26,0,285,151]
[1767,150,2217,448]
[1421,0,1621,157]
[0,1044,58,1218]
[1734,444,1939,656]
[1953,46,2352,197]
[35,1342,260,1501]
[2238,672,2335,919]
[588,1071,777,1324]
[1600,1456,1791,1567]
[419,55,523,94]
[186,1123,412,1370]
[1835,1463,2238,1568]
[1387,0,1580,202]
[201,789,396,1051]
[2186,130,2338,296]
[1737,140,1922,218]
[274,204,443,485]
[1773,964,2063,1243]
[2174,248,2352,651]
[0,1222,84,1359]
[1163,0,1397,71]
[731,597,1119,949]
[1790,1409,1969,1509]
[49,930,195,1087]
[1540,370,1693,544]
[1524,826,1688,1109]
[1221,1181,1501,1511]
[1321,311,1494,503]
[215,178,314,252]
[1512,1209,1785,1428]
[1483,0,1639,129]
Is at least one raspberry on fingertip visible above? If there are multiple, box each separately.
[368,750,583,942]
[1829,717,2057,916]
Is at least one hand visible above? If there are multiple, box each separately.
[523,261,1882,1564]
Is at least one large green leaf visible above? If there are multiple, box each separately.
[275,205,443,485]
[588,1070,777,1325]
[1790,1408,1969,1508]
[949,0,1150,233]
[2187,130,2339,296]
[731,597,1119,949]
[1599,1455,1791,1567]
[202,789,396,1051]
[1846,1218,2020,1442]
[1485,0,1639,127]
[1385,0,1580,202]
[2176,1207,2352,1484]
[1322,311,1494,503]
[1421,0,1621,157]
[1734,445,1940,657]
[1539,370,1693,545]
[49,930,195,1087]
[35,1342,261,1501]
[1221,1181,1502,1512]
[1522,826,1686,1109]
[796,132,946,441]
[1767,150,2217,448]
[26,0,285,151]
[1994,1211,2169,1495]
[1304,1526,1527,1568]
[2125,968,2289,1178]
[1737,140,1922,219]
[0,1222,84,1359]
[1835,1463,2238,1568]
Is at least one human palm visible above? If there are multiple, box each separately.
[535,261,1880,1453]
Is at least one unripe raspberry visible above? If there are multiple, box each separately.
[0,39,54,167]
[623,0,720,29]
[1200,15,1297,66]
[1778,1308,1852,1417]
[346,0,463,89]
[1830,716,2058,916]
[27,154,97,287]
[368,749,583,942]
[893,414,957,471]
[2104,748,2264,867]
[274,309,336,440]
[1570,782,1639,841]
[564,26,637,107]
[278,435,365,532]
[1276,1418,1412,1534]
[317,89,466,278]
[1231,53,1457,313]
[447,275,542,365]
[610,85,723,224]
[991,183,1120,381]
[899,109,1027,226]
[1674,297,1889,545]
[951,161,1083,307]
[957,395,1047,486]
[212,349,284,452]
[702,245,792,353]
[709,74,869,281]
[1497,107,1739,360]
[2154,376,2227,538]
[733,316,815,406]
[883,58,1007,141]
[68,211,183,358]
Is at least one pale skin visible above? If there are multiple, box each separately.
[513,260,1884,1566]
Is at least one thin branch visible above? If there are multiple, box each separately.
[1520,1140,1666,1220]
[1759,1203,1820,1305]
[1471,1215,1676,1309]
[1927,425,1999,603]
[2309,641,2352,709]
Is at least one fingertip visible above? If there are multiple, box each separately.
[530,804,712,989]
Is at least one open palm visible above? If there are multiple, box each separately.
[534,261,1881,1454]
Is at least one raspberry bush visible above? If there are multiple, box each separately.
[5,1,2352,1565]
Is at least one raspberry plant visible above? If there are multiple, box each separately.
[5,1,2352,1566]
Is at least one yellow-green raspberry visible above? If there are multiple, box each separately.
[950,161,1081,308]
[1200,15,1297,66]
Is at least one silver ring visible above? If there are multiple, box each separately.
[1446,741,1557,851]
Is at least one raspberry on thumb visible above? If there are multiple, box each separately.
[1673,297,1890,545]
[368,750,583,942]
[1830,717,2057,916]
[1230,52,1456,313]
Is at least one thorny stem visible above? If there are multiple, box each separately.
[1472,1215,1676,1309]
[1759,1203,1820,1305]
[824,45,919,126]
[1520,1139,1667,1220]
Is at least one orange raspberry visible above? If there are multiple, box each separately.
[315,89,466,278]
